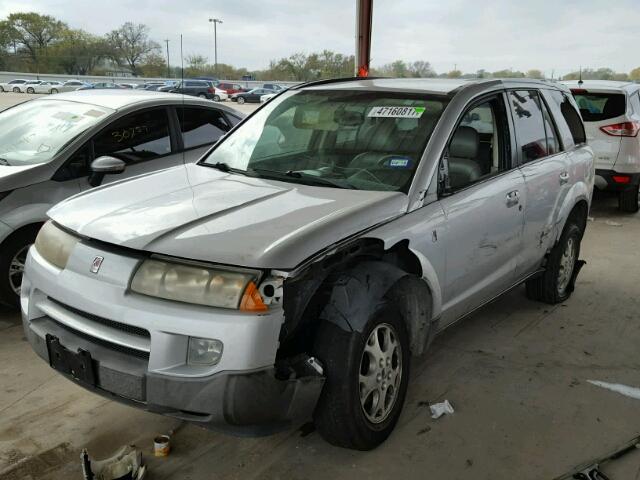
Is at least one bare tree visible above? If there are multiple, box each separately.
[106,22,160,76]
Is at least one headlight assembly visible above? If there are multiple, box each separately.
[34,221,80,269]
[130,258,267,311]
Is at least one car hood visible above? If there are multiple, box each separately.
[0,163,54,191]
[48,164,408,269]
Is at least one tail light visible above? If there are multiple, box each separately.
[600,122,640,137]
[612,175,631,184]
[208,87,214,93]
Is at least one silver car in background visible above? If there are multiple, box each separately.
[0,79,28,92]
[32,81,64,94]
[21,78,594,451]
[0,89,244,307]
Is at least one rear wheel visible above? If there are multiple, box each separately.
[12,87,20,93]
[525,220,582,304]
[213,94,221,102]
[27,87,34,94]
[50,88,58,94]
[0,227,39,308]
[619,185,639,213]
[237,96,246,105]
[313,301,410,450]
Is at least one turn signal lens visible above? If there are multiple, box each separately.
[240,281,268,312]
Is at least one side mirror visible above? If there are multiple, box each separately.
[89,156,126,187]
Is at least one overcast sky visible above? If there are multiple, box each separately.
[1,0,638,75]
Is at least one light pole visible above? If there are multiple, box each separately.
[208,18,223,76]
[164,39,170,78]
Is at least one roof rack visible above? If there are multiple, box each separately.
[290,76,382,90]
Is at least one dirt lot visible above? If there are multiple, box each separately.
[1,91,640,479]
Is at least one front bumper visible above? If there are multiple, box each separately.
[595,169,640,192]
[21,241,324,435]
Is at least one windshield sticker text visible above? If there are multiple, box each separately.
[368,106,425,118]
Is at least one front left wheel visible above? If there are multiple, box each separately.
[237,96,246,104]
[312,301,410,450]
[0,228,39,308]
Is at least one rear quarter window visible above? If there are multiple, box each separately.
[571,92,626,122]
[544,90,586,147]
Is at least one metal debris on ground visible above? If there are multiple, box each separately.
[80,445,145,480]
[553,434,640,480]
[429,400,454,419]
[153,435,171,457]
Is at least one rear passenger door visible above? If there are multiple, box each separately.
[439,92,526,325]
[509,90,571,277]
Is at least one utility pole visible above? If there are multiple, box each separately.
[209,18,223,76]
[164,39,170,78]
[355,0,373,77]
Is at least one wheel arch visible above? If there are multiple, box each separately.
[279,237,440,359]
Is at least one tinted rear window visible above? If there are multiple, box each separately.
[571,92,626,122]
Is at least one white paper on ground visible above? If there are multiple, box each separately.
[430,400,455,419]
[587,380,640,401]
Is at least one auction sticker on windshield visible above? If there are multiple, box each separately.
[368,106,425,118]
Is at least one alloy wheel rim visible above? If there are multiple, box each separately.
[9,245,30,295]
[557,237,576,294]
[359,323,402,424]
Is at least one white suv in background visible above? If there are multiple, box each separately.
[564,80,640,212]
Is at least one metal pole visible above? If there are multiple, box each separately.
[214,21,218,74]
[164,39,170,78]
[355,0,373,77]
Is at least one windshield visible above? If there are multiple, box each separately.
[202,89,449,192]
[0,99,112,166]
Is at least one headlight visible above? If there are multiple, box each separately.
[130,258,267,311]
[34,221,80,269]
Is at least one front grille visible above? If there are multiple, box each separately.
[47,317,150,360]
[48,297,150,339]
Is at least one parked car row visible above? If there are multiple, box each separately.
[5,76,610,453]
[0,78,288,102]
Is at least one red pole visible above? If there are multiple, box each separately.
[355,0,373,77]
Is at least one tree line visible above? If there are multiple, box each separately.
[2,12,639,82]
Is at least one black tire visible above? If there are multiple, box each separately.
[312,300,410,450]
[13,87,20,93]
[0,227,39,308]
[50,88,58,94]
[237,96,246,104]
[213,95,221,102]
[619,185,639,213]
[0,86,4,92]
[27,87,34,94]
[525,220,582,304]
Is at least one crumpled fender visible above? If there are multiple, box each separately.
[553,180,591,244]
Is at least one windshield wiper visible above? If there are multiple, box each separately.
[251,167,354,189]
[203,162,251,176]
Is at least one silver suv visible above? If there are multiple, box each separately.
[22,78,594,450]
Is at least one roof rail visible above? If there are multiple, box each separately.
[290,76,382,90]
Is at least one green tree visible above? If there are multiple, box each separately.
[138,52,167,77]
[526,69,544,79]
[447,69,462,78]
[2,12,67,67]
[52,29,107,75]
[106,22,160,76]
[630,67,640,82]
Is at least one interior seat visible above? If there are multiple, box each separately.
[448,126,482,189]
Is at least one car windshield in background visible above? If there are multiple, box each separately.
[202,89,449,192]
[572,92,626,122]
[0,100,112,166]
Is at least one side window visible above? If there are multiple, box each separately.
[630,92,640,115]
[508,90,548,163]
[93,108,172,164]
[445,95,510,191]
[52,144,92,181]
[546,90,586,147]
[177,107,231,149]
[541,99,561,155]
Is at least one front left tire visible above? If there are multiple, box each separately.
[0,227,39,308]
[237,96,246,104]
[312,299,410,450]
[27,87,35,94]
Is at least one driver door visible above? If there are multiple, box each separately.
[80,107,182,189]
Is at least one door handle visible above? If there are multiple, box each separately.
[559,171,570,185]
[506,190,520,207]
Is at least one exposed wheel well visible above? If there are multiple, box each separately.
[278,238,433,361]
[566,200,589,237]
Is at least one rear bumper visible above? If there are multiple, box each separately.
[595,169,640,191]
